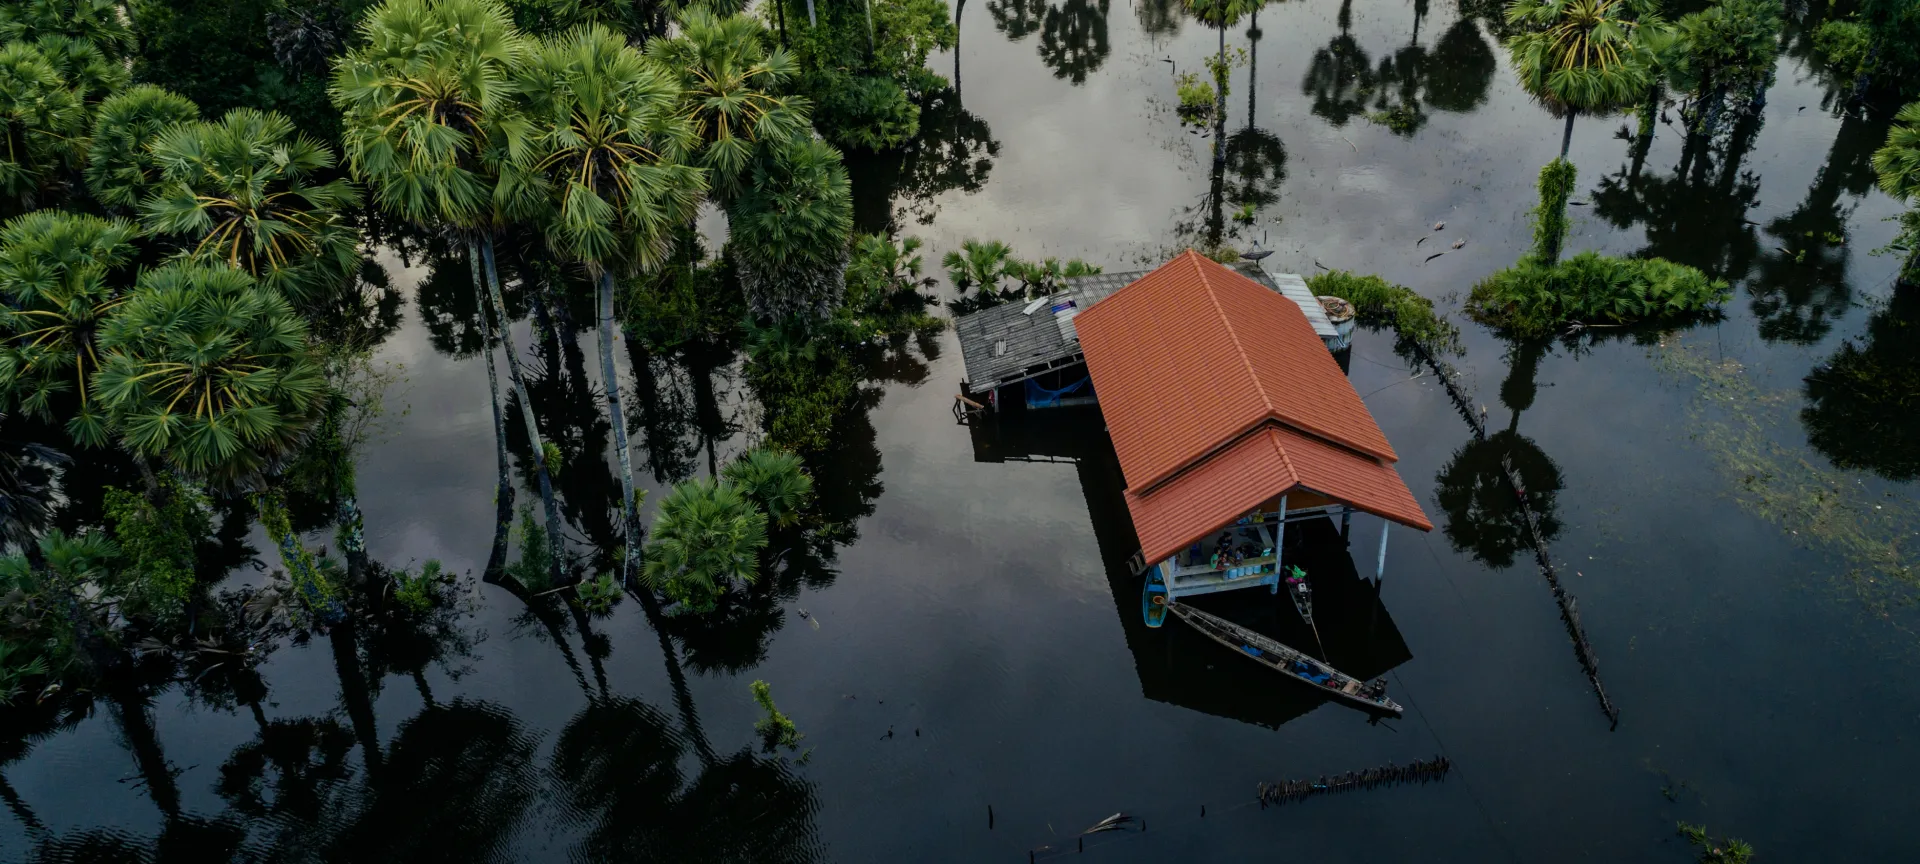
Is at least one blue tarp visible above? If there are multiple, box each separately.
[1025,375,1091,407]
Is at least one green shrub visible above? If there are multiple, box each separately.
[1175,71,1215,125]
[751,679,803,751]
[574,571,622,615]
[807,70,920,151]
[101,477,210,624]
[506,505,553,590]
[1466,252,1730,337]
[1307,270,1463,358]
[1814,19,1871,77]
[392,559,445,615]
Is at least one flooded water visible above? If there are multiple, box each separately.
[7,1,1919,861]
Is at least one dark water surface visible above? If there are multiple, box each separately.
[8,1,1920,861]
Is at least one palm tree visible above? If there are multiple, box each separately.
[0,41,86,209]
[1666,0,1778,137]
[85,85,201,212]
[1873,101,1920,280]
[728,137,854,320]
[1504,0,1656,159]
[92,262,337,612]
[646,5,812,204]
[0,211,141,446]
[1184,0,1265,160]
[31,33,125,102]
[140,108,364,304]
[941,237,1011,308]
[515,23,708,580]
[0,0,136,58]
[641,477,768,612]
[331,0,566,580]
[721,445,813,527]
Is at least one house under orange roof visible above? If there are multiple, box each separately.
[1073,251,1432,572]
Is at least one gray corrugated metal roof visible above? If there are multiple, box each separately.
[955,263,1329,391]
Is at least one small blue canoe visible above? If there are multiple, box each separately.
[1143,567,1169,628]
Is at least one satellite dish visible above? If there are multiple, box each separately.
[1242,249,1274,261]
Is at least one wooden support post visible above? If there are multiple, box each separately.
[1375,520,1390,583]
[1272,494,1288,594]
[1340,506,1352,542]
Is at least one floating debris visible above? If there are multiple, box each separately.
[1450,238,1466,250]
[1258,756,1452,806]
[1423,251,1447,264]
[1433,221,1446,231]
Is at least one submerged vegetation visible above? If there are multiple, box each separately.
[1467,252,1729,337]
[1306,270,1463,359]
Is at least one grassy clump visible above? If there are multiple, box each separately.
[1465,252,1729,337]
[1532,159,1577,262]
[1814,18,1872,78]
[574,571,623,615]
[392,560,447,615]
[751,679,803,752]
[1678,822,1754,863]
[1306,270,1463,358]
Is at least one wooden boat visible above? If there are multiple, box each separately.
[1283,564,1325,655]
[1142,567,1169,628]
[1167,602,1402,716]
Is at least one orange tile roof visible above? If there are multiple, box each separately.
[1124,426,1432,564]
[1074,251,1396,494]
[1075,251,1431,563]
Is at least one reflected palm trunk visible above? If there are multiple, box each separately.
[955,0,964,97]
[475,238,565,583]
[0,770,42,834]
[328,620,383,779]
[108,684,181,821]
[470,249,515,578]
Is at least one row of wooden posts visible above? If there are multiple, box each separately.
[1257,755,1453,806]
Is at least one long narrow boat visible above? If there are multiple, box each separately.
[1142,567,1169,628]
[1283,565,1326,656]
[1167,602,1403,716]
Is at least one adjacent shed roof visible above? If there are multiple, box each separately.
[1074,251,1431,563]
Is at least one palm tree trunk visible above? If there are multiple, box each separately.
[254,489,340,622]
[1560,111,1576,160]
[470,246,515,578]
[475,238,566,583]
[1215,24,1228,166]
[954,0,964,98]
[596,269,639,584]
[805,0,816,27]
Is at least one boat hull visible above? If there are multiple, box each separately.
[1168,602,1402,716]
[1143,568,1169,628]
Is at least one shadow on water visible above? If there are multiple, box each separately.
[967,405,1412,729]
[1803,285,1920,481]
[1435,340,1565,570]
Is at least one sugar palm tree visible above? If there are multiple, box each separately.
[31,34,125,102]
[1184,0,1266,159]
[641,477,768,613]
[85,85,201,212]
[0,0,135,58]
[515,24,707,581]
[331,0,566,580]
[1873,101,1920,279]
[646,5,812,204]
[721,445,813,528]
[729,137,853,319]
[0,41,86,210]
[93,262,336,610]
[941,237,1011,307]
[140,108,364,305]
[0,211,141,446]
[1504,0,1656,158]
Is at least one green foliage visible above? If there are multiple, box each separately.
[506,504,553,589]
[1,0,136,58]
[503,0,669,36]
[33,33,127,102]
[95,262,328,485]
[806,68,921,151]
[1859,0,1920,100]
[1466,251,1730,336]
[784,0,954,150]
[1667,0,1780,110]
[1175,71,1215,126]
[86,85,202,211]
[142,108,364,304]
[647,5,811,202]
[1183,0,1263,30]
[1677,823,1754,863]
[1532,158,1577,262]
[1504,0,1655,114]
[621,228,742,351]
[392,559,447,614]
[722,445,813,527]
[0,210,142,445]
[542,440,563,476]
[129,0,350,141]
[574,570,621,614]
[516,23,707,273]
[0,40,87,206]
[0,528,120,691]
[1814,18,1870,80]
[330,0,530,232]
[102,478,211,623]
[942,238,1011,296]
[1005,255,1100,298]
[750,678,803,752]
[1875,102,1920,278]
[744,316,864,451]
[844,232,937,331]
[1306,270,1464,358]
[728,137,854,320]
[252,488,341,616]
[641,476,768,613]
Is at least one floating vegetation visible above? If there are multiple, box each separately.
[1258,756,1452,806]
[1307,270,1464,361]
[1655,336,1919,605]
[1175,71,1215,127]
[1466,252,1730,338]
[752,679,804,753]
[1678,822,1755,863]
[574,571,623,615]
